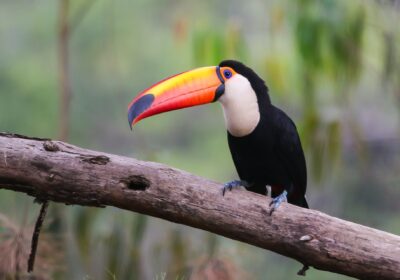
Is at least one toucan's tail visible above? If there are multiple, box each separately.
[291,196,309,209]
[299,196,309,209]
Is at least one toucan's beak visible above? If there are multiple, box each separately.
[128,66,225,129]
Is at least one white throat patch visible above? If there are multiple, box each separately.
[218,74,260,137]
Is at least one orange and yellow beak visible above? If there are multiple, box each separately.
[128,66,234,128]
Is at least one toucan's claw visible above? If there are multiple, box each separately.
[269,190,288,215]
[222,180,249,196]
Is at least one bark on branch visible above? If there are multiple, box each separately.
[0,133,399,279]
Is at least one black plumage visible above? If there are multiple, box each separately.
[219,60,308,208]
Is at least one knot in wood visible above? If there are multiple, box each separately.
[299,235,313,242]
[121,175,150,191]
[43,141,60,152]
[80,155,110,165]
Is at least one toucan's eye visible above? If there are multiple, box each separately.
[223,69,232,79]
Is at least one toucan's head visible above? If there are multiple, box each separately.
[128,60,270,136]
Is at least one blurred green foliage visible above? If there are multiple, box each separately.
[1,0,400,279]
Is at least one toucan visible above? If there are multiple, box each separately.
[127,60,308,212]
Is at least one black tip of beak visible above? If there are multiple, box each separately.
[128,109,134,130]
[128,94,155,130]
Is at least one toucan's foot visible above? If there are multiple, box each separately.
[222,180,249,196]
[269,190,288,215]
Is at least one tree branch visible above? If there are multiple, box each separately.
[0,132,399,279]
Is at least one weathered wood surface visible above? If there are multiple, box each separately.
[0,133,399,279]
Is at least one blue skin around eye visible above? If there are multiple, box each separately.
[224,70,232,79]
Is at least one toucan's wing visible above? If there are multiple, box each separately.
[272,106,307,200]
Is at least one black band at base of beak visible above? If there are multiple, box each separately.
[214,66,225,102]
[216,66,224,84]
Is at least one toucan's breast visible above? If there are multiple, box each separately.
[227,118,289,186]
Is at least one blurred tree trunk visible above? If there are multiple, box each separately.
[58,0,71,142]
